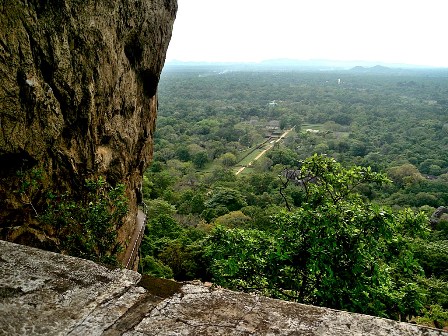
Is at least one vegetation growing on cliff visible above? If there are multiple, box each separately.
[17,172,127,266]
[42,177,127,265]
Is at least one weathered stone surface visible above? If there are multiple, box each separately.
[1,240,446,336]
[0,0,177,260]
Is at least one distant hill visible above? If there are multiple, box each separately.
[350,65,393,73]
[164,59,448,75]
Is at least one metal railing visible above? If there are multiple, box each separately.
[124,202,148,269]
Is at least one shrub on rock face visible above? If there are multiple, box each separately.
[40,177,127,265]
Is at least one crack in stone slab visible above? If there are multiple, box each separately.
[66,285,147,336]
[174,317,240,330]
[102,291,164,336]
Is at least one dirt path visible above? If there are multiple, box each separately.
[235,127,294,175]
[235,166,246,175]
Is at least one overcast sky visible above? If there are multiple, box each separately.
[165,0,447,67]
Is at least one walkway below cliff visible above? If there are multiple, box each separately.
[0,240,446,336]
[123,209,146,269]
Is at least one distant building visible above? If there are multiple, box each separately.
[266,120,280,130]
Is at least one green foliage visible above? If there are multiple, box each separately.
[143,170,177,199]
[201,187,247,222]
[419,277,448,311]
[146,214,183,240]
[40,177,127,265]
[177,190,206,215]
[219,152,238,167]
[387,163,424,188]
[16,167,43,195]
[417,304,448,329]
[140,214,208,280]
[175,147,191,162]
[158,237,205,280]
[205,226,275,293]
[15,167,44,216]
[205,156,428,320]
[267,148,298,167]
[414,240,448,279]
[140,255,173,278]
[140,69,448,327]
[291,154,391,205]
[192,151,209,168]
[146,198,176,219]
[214,211,251,228]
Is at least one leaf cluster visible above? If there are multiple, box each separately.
[40,177,127,265]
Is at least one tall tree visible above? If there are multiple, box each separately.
[206,155,427,320]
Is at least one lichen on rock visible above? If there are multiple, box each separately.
[0,0,177,262]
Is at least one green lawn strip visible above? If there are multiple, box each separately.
[235,129,295,172]
[237,166,256,176]
[238,148,267,166]
[236,138,271,161]
[301,123,324,130]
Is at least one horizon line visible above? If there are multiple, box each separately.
[164,59,448,70]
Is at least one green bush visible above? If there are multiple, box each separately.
[40,177,127,265]
[205,155,428,320]
[140,255,173,278]
[140,214,207,280]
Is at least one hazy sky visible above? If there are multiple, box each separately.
[166,0,447,67]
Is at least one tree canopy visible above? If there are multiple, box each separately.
[140,68,448,328]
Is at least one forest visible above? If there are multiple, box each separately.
[140,65,448,328]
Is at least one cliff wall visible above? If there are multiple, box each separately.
[0,0,176,257]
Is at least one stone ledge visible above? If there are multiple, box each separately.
[0,240,446,335]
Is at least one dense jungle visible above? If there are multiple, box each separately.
[141,65,448,328]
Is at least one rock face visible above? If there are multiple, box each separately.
[0,0,177,257]
[1,239,447,336]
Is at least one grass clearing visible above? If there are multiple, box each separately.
[238,146,269,166]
